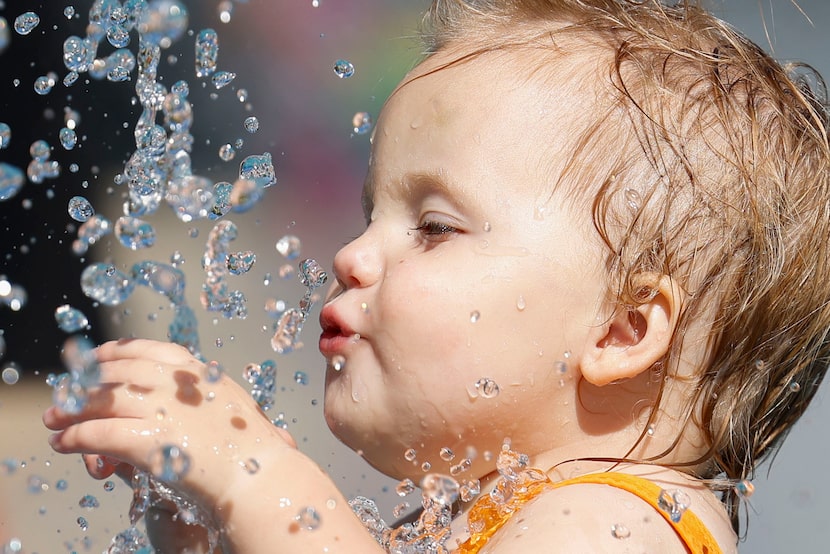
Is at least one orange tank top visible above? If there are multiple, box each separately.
[454,471,723,554]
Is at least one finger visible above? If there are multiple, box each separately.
[274,427,298,449]
[48,417,159,458]
[43,382,152,430]
[96,338,199,366]
[82,453,118,479]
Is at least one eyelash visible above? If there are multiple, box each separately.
[412,220,459,239]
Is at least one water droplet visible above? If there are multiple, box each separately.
[788,381,801,393]
[396,478,415,496]
[624,187,641,211]
[115,216,156,250]
[218,143,236,161]
[204,360,224,382]
[352,111,372,135]
[107,24,130,48]
[0,123,10,149]
[77,516,89,531]
[333,59,354,78]
[276,235,302,260]
[64,6,76,19]
[226,250,256,275]
[241,458,260,474]
[33,75,53,95]
[218,1,234,23]
[474,377,500,399]
[239,152,276,188]
[420,474,459,506]
[81,263,135,306]
[516,295,526,311]
[0,162,25,200]
[421,461,432,472]
[657,489,690,523]
[294,370,309,385]
[439,447,455,462]
[29,139,51,161]
[78,494,100,508]
[68,196,94,222]
[149,445,191,482]
[392,502,410,518]
[2,365,20,385]
[59,127,78,150]
[212,70,236,89]
[611,523,631,539]
[470,310,480,323]
[278,264,296,280]
[14,12,40,35]
[331,355,346,372]
[404,448,417,462]
[195,28,219,78]
[296,506,321,530]
[299,259,327,289]
[244,116,259,133]
[54,305,89,333]
[734,479,754,498]
[103,480,115,492]
[450,458,472,476]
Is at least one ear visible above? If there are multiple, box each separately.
[580,274,684,386]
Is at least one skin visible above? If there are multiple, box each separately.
[43,45,737,553]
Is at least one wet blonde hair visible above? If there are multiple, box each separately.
[420,0,830,530]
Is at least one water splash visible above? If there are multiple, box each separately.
[270,259,327,354]
[14,12,40,35]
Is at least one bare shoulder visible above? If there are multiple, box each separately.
[475,468,738,554]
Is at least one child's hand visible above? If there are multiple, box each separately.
[43,339,296,520]
[43,338,383,553]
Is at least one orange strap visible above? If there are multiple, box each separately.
[454,472,723,554]
[550,472,723,554]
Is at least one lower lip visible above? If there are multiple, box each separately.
[318,330,358,355]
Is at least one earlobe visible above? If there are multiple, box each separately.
[581,274,684,386]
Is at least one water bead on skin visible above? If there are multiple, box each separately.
[611,523,631,539]
[439,447,455,462]
[296,506,322,530]
[331,355,346,372]
[657,489,691,523]
[148,445,191,483]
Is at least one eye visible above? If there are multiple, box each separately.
[412,220,459,241]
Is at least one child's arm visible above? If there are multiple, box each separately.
[43,339,384,553]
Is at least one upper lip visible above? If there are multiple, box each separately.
[319,304,356,338]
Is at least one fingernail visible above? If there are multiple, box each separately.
[47,433,61,447]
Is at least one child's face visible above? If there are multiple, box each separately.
[320,48,608,481]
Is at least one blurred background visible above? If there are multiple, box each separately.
[0,1,826,552]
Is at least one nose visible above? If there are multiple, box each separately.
[332,227,384,290]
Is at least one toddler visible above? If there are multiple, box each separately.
[43,1,830,552]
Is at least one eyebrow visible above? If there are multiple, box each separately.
[360,170,467,223]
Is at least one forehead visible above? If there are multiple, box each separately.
[363,42,606,206]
